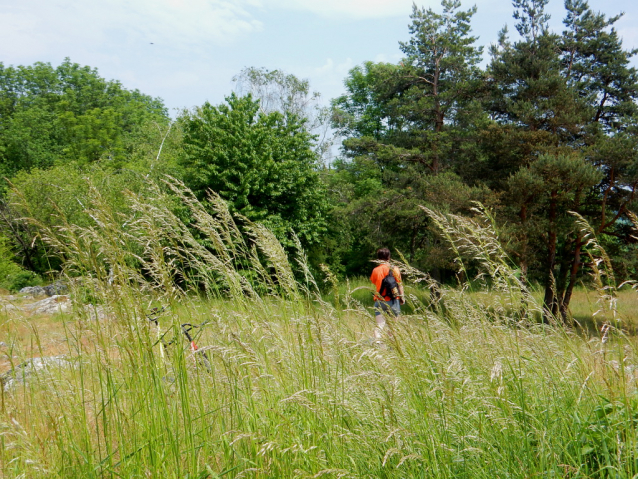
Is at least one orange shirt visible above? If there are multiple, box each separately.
[370,263,402,301]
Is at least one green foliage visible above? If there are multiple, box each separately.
[0,58,168,186]
[323,0,638,303]
[333,0,485,174]
[124,119,184,178]
[569,395,638,476]
[0,235,23,284]
[512,0,550,39]
[6,163,168,275]
[233,67,335,165]
[483,0,638,318]
[322,159,492,276]
[10,164,154,230]
[3,270,42,292]
[0,235,41,291]
[180,93,328,246]
[329,0,489,277]
[562,0,638,132]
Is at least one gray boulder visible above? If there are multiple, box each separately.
[1,356,70,391]
[20,281,68,298]
[19,286,46,297]
[0,303,19,314]
[44,281,68,296]
[24,295,71,315]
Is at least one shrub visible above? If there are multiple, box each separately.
[0,235,42,291]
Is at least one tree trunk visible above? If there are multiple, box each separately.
[554,237,573,316]
[559,189,585,323]
[431,56,442,173]
[543,190,559,320]
[560,235,583,322]
[518,204,529,318]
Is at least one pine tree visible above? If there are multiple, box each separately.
[329,0,488,274]
[486,0,596,319]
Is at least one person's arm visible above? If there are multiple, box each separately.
[371,269,380,300]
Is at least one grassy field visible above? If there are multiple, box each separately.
[2,282,638,478]
[2,182,638,478]
[329,277,638,330]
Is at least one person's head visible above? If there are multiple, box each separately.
[377,247,391,261]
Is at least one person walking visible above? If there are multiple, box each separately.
[370,248,404,339]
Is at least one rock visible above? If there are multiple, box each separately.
[19,282,68,298]
[83,304,110,321]
[19,286,46,297]
[16,295,111,319]
[43,281,68,296]
[1,356,70,391]
[0,303,20,314]
[0,341,7,348]
[24,295,71,315]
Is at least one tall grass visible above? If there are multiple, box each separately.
[2,184,638,478]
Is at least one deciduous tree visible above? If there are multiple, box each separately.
[180,94,328,246]
[0,59,167,184]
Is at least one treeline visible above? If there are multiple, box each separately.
[1,0,638,321]
[327,0,638,321]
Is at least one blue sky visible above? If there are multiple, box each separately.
[2,0,637,114]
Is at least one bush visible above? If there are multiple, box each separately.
[3,270,42,292]
[8,163,172,276]
[0,235,42,291]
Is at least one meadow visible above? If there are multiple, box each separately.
[1,181,638,478]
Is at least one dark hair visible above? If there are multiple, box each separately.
[377,248,391,261]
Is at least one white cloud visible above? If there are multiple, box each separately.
[0,0,262,63]
[616,13,638,52]
[300,57,355,101]
[312,58,354,80]
[259,0,515,20]
[260,0,420,19]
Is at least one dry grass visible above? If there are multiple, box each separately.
[569,287,638,331]
[2,183,638,478]
[0,300,71,375]
[3,291,638,478]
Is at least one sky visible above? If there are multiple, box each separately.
[2,0,637,114]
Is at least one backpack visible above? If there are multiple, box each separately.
[379,267,400,300]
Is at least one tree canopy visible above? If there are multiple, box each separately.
[0,58,168,182]
[2,0,638,320]
[326,0,638,319]
[179,93,328,246]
